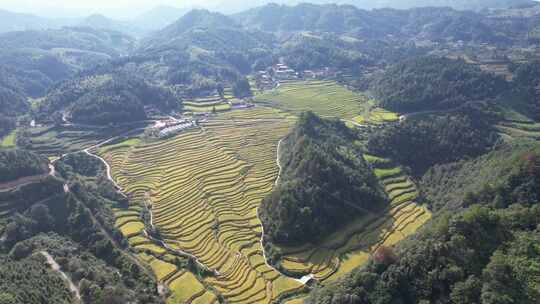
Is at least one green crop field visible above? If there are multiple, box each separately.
[254,80,375,120]
[25,124,146,157]
[1,130,16,147]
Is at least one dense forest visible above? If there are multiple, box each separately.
[371,57,508,113]
[260,112,387,245]
[368,108,500,175]
[0,149,49,183]
[420,142,539,211]
[39,74,179,125]
[309,149,539,304]
[510,61,540,119]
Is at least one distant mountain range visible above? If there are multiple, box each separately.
[133,6,192,31]
[0,0,536,36]
[213,0,537,13]
[0,7,190,36]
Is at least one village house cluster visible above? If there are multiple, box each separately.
[155,118,197,138]
[254,63,343,91]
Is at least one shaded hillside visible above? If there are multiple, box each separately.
[260,112,387,245]
[510,61,540,119]
[123,9,272,96]
[39,74,179,125]
[0,84,29,116]
[0,149,48,183]
[368,107,499,175]
[371,57,508,112]
[421,142,540,210]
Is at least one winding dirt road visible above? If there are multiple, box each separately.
[41,251,82,303]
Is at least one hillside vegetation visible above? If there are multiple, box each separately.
[261,112,387,245]
[39,74,179,125]
[309,148,540,304]
[0,151,160,304]
[368,108,499,175]
[0,149,48,183]
[371,57,508,112]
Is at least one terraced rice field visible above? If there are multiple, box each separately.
[99,107,303,303]
[98,96,427,301]
[1,129,16,147]
[25,124,145,157]
[353,108,399,125]
[254,80,374,120]
[183,89,236,113]
[275,155,431,283]
[497,120,540,141]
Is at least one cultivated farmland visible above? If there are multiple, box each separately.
[99,107,303,303]
[274,154,431,283]
[254,80,374,121]
[98,82,429,302]
[24,123,147,157]
[1,130,16,148]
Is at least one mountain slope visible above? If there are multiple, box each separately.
[0,151,161,304]
[260,112,387,244]
[39,73,179,125]
[309,145,539,304]
[133,6,190,31]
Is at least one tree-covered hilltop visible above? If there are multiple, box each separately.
[0,73,29,116]
[510,61,540,119]
[367,107,500,175]
[260,112,387,245]
[39,73,179,125]
[421,142,540,211]
[0,85,27,138]
[308,147,540,304]
[371,57,508,112]
[0,151,160,304]
[0,149,49,183]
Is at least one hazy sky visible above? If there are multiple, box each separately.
[0,0,224,18]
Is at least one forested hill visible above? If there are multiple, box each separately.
[140,9,273,55]
[0,26,135,101]
[0,149,49,183]
[234,3,532,45]
[370,57,508,112]
[309,146,539,304]
[260,112,387,245]
[0,152,161,304]
[38,74,179,125]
